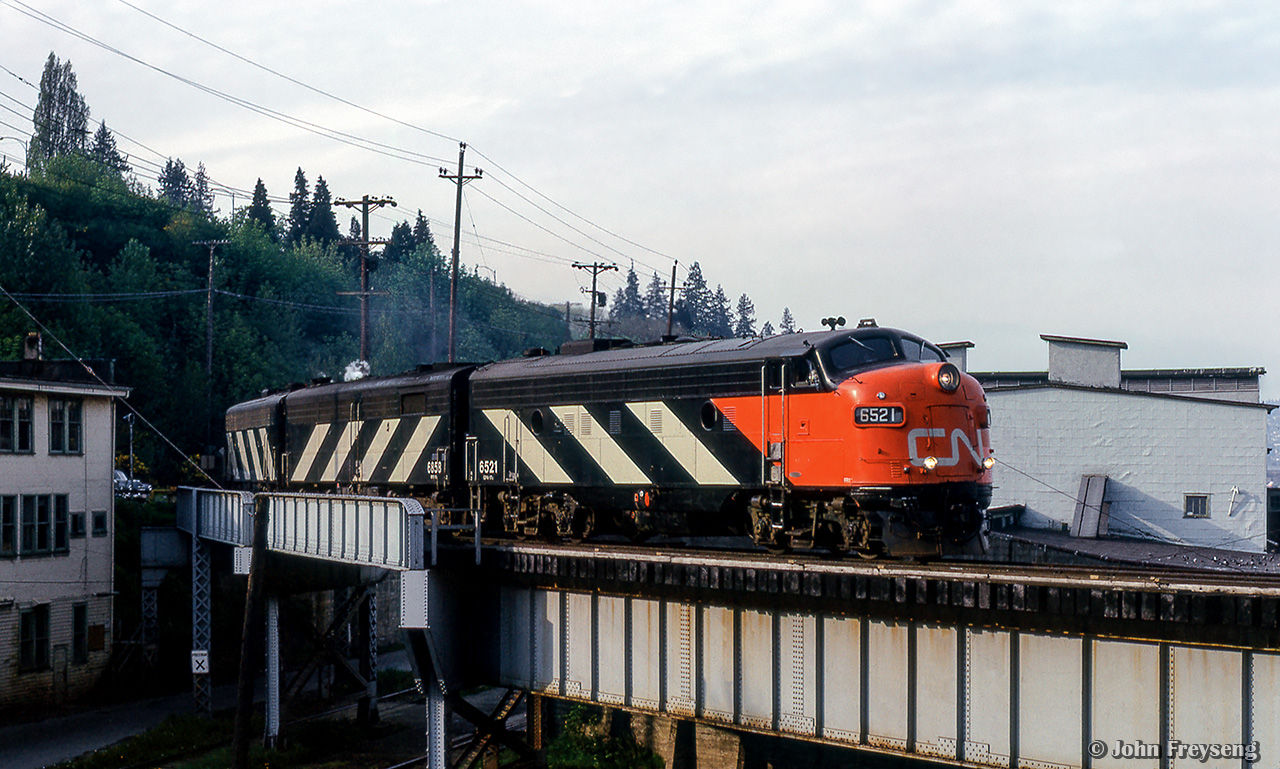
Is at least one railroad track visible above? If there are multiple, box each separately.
[474,536,1280,595]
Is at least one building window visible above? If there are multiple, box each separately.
[49,398,83,454]
[20,605,50,671]
[1,496,15,555]
[73,604,88,664]
[0,394,33,453]
[1184,494,1211,519]
[70,511,86,538]
[92,510,108,537]
[54,495,69,551]
[21,495,50,553]
[12,495,70,555]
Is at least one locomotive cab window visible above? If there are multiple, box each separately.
[790,355,822,390]
[822,335,899,379]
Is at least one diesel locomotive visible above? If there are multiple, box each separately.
[225,322,994,557]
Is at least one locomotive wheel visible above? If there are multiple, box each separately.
[567,510,596,543]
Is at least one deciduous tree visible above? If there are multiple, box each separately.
[28,52,89,168]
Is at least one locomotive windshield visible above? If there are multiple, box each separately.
[823,334,899,374]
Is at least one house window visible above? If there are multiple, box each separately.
[21,495,50,553]
[92,510,108,537]
[1,496,15,555]
[70,511,86,538]
[14,495,70,555]
[0,394,33,453]
[49,398,83,454]
[1184,494,1210,519]
[54,495,69,551]
[73,604,88,664]
[19,605,50,671]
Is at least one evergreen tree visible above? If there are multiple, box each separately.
[675,261,710,334]
[287,167,309,244]
[304,175,341,244]
[761,320,775,337]
[780,307,795,334]
[246,178,276,237]
[28,52,90,168]
[733,293,756,337]
[192,162,214,215]
[709,284,733,337]
[383,220,415,262]
[89,122,128,174]
[412,209,432,246]
[644,271,667,321]
[340,215,361,263]
[157,158,191,207]
[611,266,645,321]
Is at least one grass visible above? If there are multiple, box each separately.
[54,708,409,769]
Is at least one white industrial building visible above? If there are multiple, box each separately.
[0,339,128,711]
[944,335,1271,553]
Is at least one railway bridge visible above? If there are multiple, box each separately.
[165,488,1280,769]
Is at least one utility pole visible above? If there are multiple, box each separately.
[573,262,617,339]
[439,143,483,363]
[194,239,229,448]
[666,260,682,337]
[335,195,396,362]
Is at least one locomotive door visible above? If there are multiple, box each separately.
[502,413,519,483]
[761,361,788,486]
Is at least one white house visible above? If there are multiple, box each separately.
[946,335,1271,553]
[0,338,128,711]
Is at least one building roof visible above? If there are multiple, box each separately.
[0,359,129,397]
[1039,334,1128,349]
[980,381,1272,410]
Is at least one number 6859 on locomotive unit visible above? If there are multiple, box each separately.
[225,321,994,558]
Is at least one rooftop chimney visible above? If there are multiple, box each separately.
[1042,334,1126,389]
[23,332,42,361]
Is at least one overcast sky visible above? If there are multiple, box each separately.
[3,1,1279,397]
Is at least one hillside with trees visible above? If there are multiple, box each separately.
[0,53,570,482]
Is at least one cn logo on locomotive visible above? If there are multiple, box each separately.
[906,428,988,468]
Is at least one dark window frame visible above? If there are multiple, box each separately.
[0,495,15,556]
[92,510,108,537]
[0,394,34,453]
[49,397,83,455]
[1184,493,1211,519]
[19,604,51,672]
[73,604,88,664]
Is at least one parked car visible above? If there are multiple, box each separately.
[114,469,152,500]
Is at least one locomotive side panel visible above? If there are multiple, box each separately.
[225,391,287,484]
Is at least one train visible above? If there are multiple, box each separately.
[224,321,994,558]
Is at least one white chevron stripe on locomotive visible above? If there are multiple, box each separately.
[256,427,276,480]
[291,423,332,482]
[232,430,251,481]
[247,429,264,481]
[549,405,651,485]
[626,401,738,485]
[481,408,571,484]
[321,422,363,482]
[359,417,401,482]
[389,415,441,483]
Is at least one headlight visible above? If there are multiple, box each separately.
[936,363,961,393]
[923,456,939,470]
[983,457,996,470]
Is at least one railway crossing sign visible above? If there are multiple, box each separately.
[191,650,209,674]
